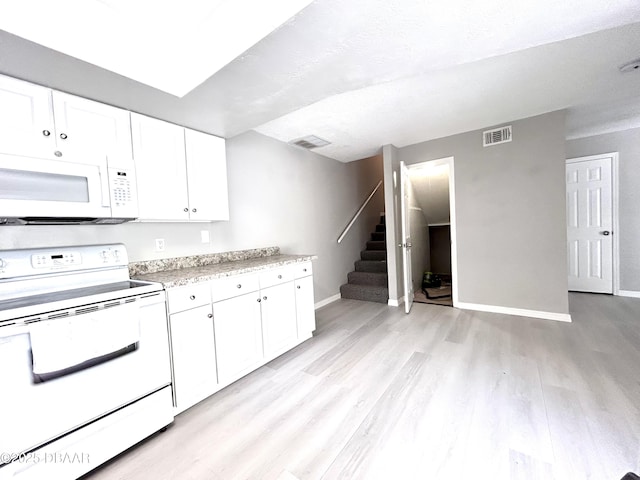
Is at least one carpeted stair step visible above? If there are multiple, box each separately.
[340,283,388,304]
[375,224,386,232]
[355,260,387,273]
[361,250,386,261]
[366,240,386,251]
[347,271,388,287]
[370,232,385,241]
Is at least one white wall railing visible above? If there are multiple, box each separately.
[337,180,383,244]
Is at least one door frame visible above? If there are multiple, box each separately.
[404,156,459,307]
[566,152,620,295]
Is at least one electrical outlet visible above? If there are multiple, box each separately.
[200,230,210,243]
[155,238,165,252]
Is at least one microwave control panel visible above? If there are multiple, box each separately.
[108,168,139,218]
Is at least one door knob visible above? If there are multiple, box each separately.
[601,231,611,236]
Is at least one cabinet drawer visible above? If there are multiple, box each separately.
[259,265,295,289]
[210,273,259,302]
[167,283,211,313]
[293,261,313,279]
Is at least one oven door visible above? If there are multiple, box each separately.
[0,291,171,461]
[0,153,111,219]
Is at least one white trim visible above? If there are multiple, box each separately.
[618,290,640,298]
[566,152,619,295]
[456,302,572,322]
[388,296,404,307]
[315,293,341,310]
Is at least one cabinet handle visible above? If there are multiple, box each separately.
[192,208,197,213]
[189,295,196,300]
[278,275,282,279]
[207,313,213,318]
[59,133,68,140]
[183,207,189,212]
[263,296,267,300]
[42,130,51,137]
[257,298,261,303]
[237,284,242,289]
[303,268,307,272]
[54,151,62,157]
[297,285,301,289]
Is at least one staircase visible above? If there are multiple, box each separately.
[339,214,389,304]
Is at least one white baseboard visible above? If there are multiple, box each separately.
[456,301,572,323]
[315,293,341,310]
[617,290,640,298]
[388,296,405,307]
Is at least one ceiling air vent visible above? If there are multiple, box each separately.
[483,125,512,147]
[289,135,330,150]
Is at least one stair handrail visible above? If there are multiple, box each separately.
[337,180,383,244]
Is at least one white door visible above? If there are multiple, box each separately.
[0,74,56,158]
[400,161,413,313]
[261,282,298,358]
[131,113,189,220]
[566,155,613,293]
[294,275,316,336]
[212,293,263,384]
[184,129,229,221]
[52,92,134,170]
[169,305,217,411]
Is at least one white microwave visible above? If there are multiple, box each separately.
[0,153,138,224]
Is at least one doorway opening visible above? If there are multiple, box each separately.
[400,157,458,312]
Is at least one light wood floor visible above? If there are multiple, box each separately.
[85,293,640,480]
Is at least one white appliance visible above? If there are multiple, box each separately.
[0,153,138,224]
[0,244,173,480]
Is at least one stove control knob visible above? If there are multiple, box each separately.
[0,258,5,268]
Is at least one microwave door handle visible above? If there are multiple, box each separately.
[98,164,111,207]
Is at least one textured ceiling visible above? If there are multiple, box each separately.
[0,0,639,162]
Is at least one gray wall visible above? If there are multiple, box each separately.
[566,127,640,292]
[0,131,384,305]
[398,111,569,314]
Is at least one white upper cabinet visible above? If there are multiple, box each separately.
[185,129,229,221]
[131,113,189,221]
[0,75,55,158]
[132,113,229,222]
[0,74,133,169]
[51,92,134,170]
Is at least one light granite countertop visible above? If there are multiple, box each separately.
[132,253,316,289]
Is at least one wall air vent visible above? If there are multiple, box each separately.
[483,125,512,147]
[289,135,331,150]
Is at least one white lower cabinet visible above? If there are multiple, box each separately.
[295,275,316,336]
[167,261,316,414]
[212,292,263,384]
[260,282,298,358]
[169,304,217,413]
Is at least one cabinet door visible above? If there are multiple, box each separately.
[0,74,55,158]
[52,92,134,170]
[261,282,298,358]
[213,293,263,384]
[184,129,229,221]
[169,305,217,412]
[295,276,316,336]
[131,113,189,220]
